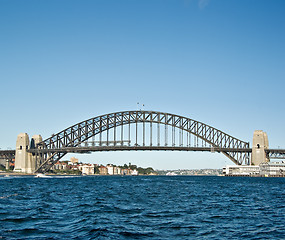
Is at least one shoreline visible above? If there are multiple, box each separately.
[1,172,284,177]
[0,172,221,177]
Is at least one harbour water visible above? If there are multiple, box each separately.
[0,175,284,239]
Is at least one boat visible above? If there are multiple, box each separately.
[35,173,51,178]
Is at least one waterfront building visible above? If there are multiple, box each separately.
[260,161,285,177]
[69,164,79,171]
[223,165,260,176]
[131,169,138,175]
[122,168,131,175]
[79,164,95,175]
[53,161,69,171]
[106,164,114,175]
[99,165,108,175]
[223,161,285,177]
[113,166,122,175]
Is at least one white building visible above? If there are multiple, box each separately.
[106,165,114,175]
[223,165,260,176]
[131,169,138,175]
[223,161,285,177]
[260,161,285,176]
[79,164,95,175]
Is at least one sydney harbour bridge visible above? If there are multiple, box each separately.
[1,110,285,173]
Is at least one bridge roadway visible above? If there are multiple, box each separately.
[27,146,253,154]
[1,147,285,159]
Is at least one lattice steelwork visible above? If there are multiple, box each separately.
[0,150,15,171]
[0,150,15,161]
[266,149,285,159]
[35,111,250,173]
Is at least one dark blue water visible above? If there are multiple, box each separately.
[0,176,284,239]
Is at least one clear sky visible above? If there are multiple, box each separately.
[0,0,284,169]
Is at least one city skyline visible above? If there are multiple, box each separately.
[0,0,284,169]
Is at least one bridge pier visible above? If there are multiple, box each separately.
[14,133,42,173]
[251,130,269,165]
[14,133,29,173]
[30,135,43,171]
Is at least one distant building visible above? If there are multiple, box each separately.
[131,169,138,175]
[122,168,131,175]
[106,164,114,175]
[79,164,95,175]
[113,166,122,175]
[69,164,79,171]
[70,157,79,164]
[99,165,108,175]
[53,161,69,171]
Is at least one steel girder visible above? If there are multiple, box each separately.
[0,150,15,160]
[35,111,250,173]
[266,149,285,159]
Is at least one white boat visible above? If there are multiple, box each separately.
[35,173,51,178]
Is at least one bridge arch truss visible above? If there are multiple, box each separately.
[35,111,250,173]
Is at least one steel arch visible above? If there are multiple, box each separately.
[35,111,250,173]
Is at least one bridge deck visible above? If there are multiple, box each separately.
[1,148,285,159]
[27,146,253,154]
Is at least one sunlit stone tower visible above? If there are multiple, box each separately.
[251,130,269,165]
[14,133,30,172]
[14,133,42,173]
[30,135,43,171]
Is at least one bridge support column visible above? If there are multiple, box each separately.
[14,133,30,173]
[14,133,42,173]
[251,130,269,165]
[30,135,43,171]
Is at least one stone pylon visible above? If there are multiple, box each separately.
[14,133,42,173]
[30,135,43,171]
[14,133,30,172]
[251,130,269,165]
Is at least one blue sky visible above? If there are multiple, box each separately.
[0,0,284,169]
